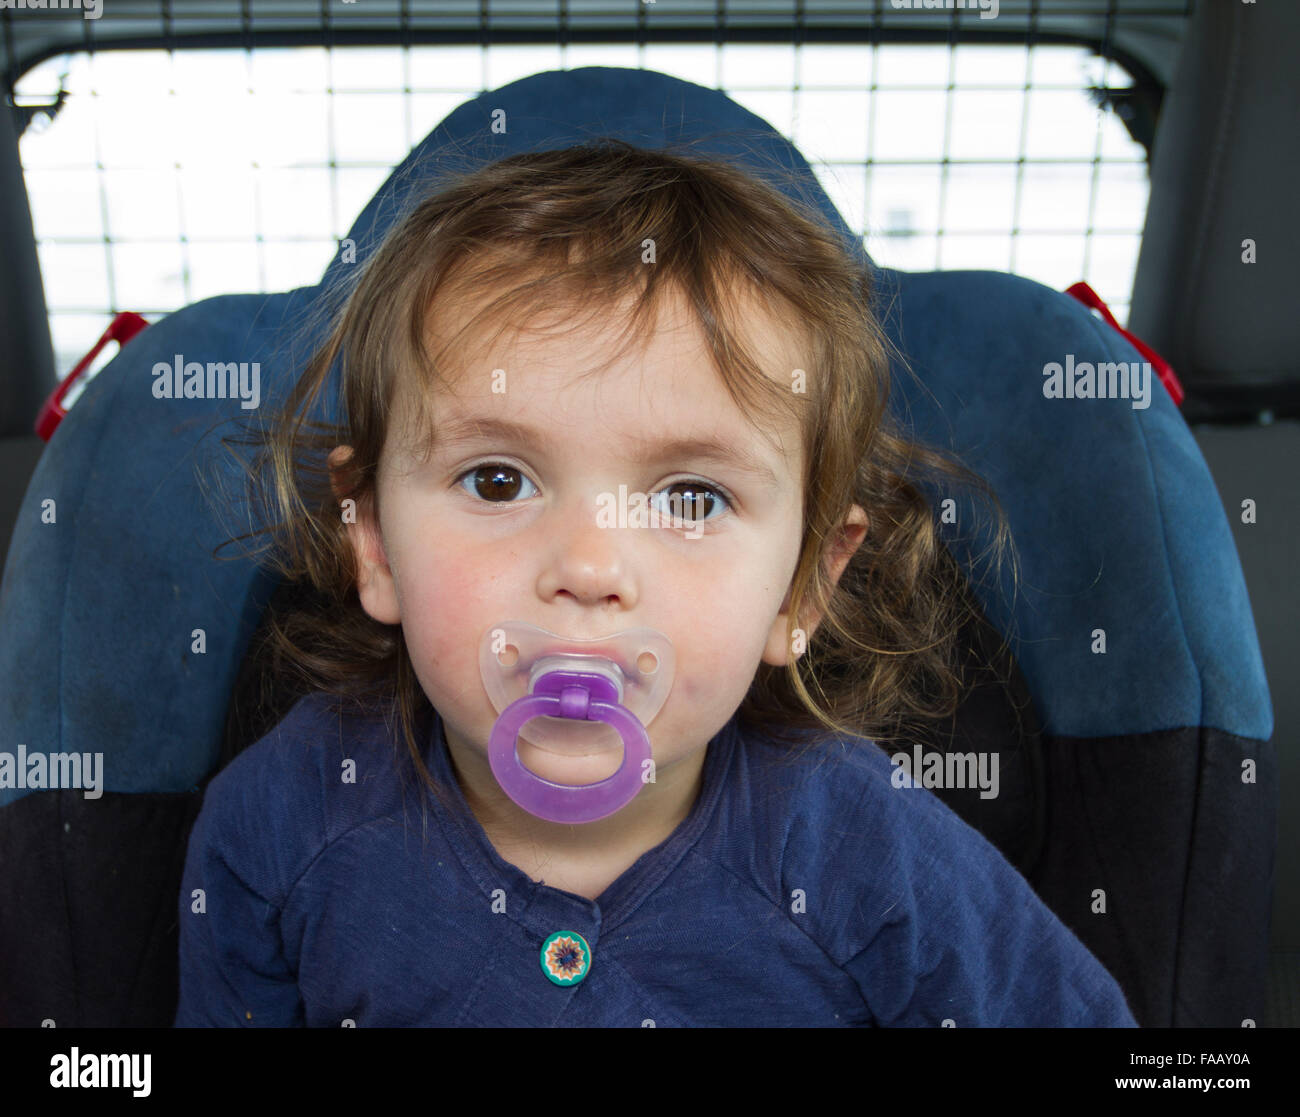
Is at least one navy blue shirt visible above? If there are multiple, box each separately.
[174,692,1137,1027]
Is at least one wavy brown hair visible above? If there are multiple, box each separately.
[214,138,1021,814]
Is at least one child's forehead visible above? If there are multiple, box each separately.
[394,257,810,463]
[391,332,802,482]
[403,364,798,467]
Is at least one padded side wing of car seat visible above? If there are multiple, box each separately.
[874,264,1276,1026]
[0,288,325,1025]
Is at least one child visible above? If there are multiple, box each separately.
[175,139,1137,1027]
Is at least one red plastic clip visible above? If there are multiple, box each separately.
[1065,281,1184,407]
[35,311,150,441]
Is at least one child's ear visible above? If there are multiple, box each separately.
[328,445,401,625]
[762,506,868,667]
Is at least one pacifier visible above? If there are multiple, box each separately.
[479,621,675,824]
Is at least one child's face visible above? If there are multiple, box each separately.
[332,282,865,840]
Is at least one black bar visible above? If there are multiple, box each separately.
[0,1024,1290,1104]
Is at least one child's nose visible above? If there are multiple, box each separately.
[536,491,638,610]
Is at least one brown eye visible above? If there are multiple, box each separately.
[461,464,536,503]
[657,480,726,523]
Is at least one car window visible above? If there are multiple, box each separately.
[13,41,1147,375]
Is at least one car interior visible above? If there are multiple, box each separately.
[0,0,1295,1031]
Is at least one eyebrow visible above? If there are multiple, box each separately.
[432,416,782,489]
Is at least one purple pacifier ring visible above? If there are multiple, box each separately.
[487,667,651,824]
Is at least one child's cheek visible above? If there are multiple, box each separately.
[405,626,494,732]
[661,640,734,718]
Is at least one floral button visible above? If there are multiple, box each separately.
[540,930,591,986]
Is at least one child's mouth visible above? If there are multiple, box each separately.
[478,619,675,822]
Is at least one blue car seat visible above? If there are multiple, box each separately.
[0,66,1275,1028]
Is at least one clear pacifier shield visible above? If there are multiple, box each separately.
[478,621,674,751]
